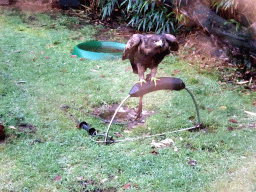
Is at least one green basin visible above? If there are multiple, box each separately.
[72,41,126,60]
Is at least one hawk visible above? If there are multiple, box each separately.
[122,33,179,86]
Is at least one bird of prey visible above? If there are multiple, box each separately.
[122,33,179,86]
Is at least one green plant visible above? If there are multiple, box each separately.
[212,0,238,13]
[100,0,181,34]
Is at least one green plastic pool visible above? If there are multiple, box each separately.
[72,41,126,60]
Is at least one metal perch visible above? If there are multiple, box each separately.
[104,77,201,143]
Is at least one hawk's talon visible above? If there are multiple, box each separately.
[138,79,147,86]
[151,77,160,86]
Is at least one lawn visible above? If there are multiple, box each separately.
[0,8,255,191]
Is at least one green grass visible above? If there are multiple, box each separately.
[0,8,256,191]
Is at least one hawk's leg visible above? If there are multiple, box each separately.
[150,67,160,86]
[137,64,146,86]
[135,96,143,120]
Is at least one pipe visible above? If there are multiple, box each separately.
[79,121,97,135]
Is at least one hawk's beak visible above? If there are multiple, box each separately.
[155,40,163,47]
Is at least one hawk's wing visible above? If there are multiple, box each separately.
[122,34,142,60]
[162,33,179,51]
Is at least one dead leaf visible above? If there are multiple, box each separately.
[101,178,108,183]
[229,119,238,123]
[124,130,132,134]
[188,160,197,166]
[71,55,77,58]
[218,106,227,110]
[237,81,249,85]
[46,56,50,59]
[134,183,139,190]
[160,138,174,146]
[100,74,105,77]
[123,183,131,190]
[114,132,122,137]
[76,176,84,181]
[244,110,256,116]
[228,127,234,131]
[151,138,174,148]
[189,116,195,121]
[125,66,131,71]
[47,44,55,48]
[90,69,98,72]
[151,140,165,148]
[54,175,62,182]
[207,108,214,112]
[80,58,85,61]
[151,150,158,155]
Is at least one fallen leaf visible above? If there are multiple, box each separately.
[100,74,105,77]
[218,106,227,110]
[151,150,158,155]
[54,175,62,182]
[46,56,50,59]
[151,140,165,148]
[9,126,16,129]
[228,127,234,131]
[244,110,256,116]
[80,58,85,61]
[47,44,55,48]
[123,183,131,190]
[151,138,174,148]
[101,178,108,183]
[160,138,174,146]
[76,176,84,181]
[229,119,238,123]
[189,116,195,121]
[237,81,249,85]
[124,130,132,134]
[188,160,197,166]
[174,146,178,152]
[71,55,77,58]
[90,69,98,72]
[114,132,123,137]
[207,108,214,112]
[125,66,131,71]
[134,183,139,190]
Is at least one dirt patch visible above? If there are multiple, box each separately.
[93,104,155,129]
[17,123,36,134]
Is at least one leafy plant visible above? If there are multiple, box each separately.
[100,0,181,34]
[212,0,238,13]
[224,18,241,31]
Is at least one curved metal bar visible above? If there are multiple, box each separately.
[184,88,201,125]
[104,95,130,143]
